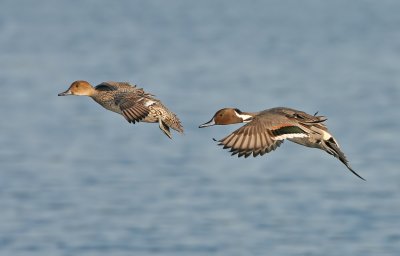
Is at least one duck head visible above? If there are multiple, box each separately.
[58,80,95,96]
[199,108,254,128]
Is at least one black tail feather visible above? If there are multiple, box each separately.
[324,140,365,181]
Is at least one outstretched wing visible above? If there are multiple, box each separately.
[218,117,309,158]
[117,94,151,124]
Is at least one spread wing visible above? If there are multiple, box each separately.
[218,117,309,158]
[117,94,151,124]
[94,82,156,124]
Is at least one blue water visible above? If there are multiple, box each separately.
[1,0,400,255]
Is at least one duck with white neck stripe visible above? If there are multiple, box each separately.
[199,107,364,180]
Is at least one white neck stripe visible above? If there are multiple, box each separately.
[236,113,253,122]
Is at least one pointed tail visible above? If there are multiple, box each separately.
[322,138,365,181]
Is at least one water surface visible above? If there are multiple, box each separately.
[1,1,400,255]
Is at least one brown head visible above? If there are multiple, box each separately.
[199,108,254,128]
[58,80,95,96]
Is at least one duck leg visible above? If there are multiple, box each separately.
[158,118,172,139]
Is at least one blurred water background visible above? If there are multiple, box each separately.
[1,0,400,255]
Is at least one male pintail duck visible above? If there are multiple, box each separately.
[58,80,183,139]
[199,107,364,180]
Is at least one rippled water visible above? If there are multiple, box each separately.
[1,1,400,255]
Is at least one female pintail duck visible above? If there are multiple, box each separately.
[58,80,183,139]
[199,107,364,180]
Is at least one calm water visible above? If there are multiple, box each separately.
[1,1,400,255]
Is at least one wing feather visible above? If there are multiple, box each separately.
[118,94,151,123]
[217,118,284,158]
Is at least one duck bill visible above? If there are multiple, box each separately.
[199,118,215,128]
[58,89,72,96]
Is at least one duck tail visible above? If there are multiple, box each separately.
[166,113,184,134]
[321,138,365,181]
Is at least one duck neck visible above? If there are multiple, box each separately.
[235,111,256,123]
[86,86,98,97]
